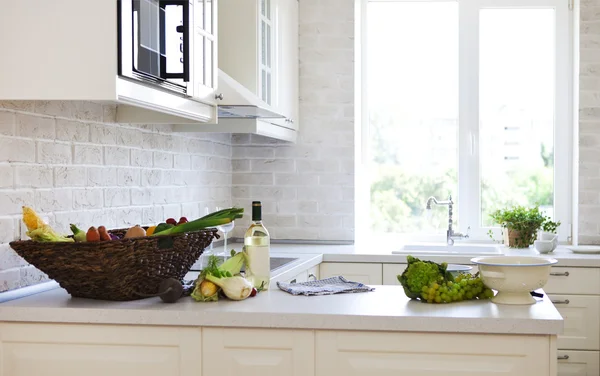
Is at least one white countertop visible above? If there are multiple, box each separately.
[255,243,600,267]
[0,284,562,335]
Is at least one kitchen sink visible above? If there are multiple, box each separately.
[192,256,298,272]
[270,257,298,271]
[392,244,503,255]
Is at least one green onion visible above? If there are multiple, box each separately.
[152,207,244,236]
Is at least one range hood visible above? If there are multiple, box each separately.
[217,69,285,119]
[173,69,297,142]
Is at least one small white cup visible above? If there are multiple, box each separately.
[534,239,555,253]
[539,232,558,251]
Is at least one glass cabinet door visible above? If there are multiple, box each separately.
[193,0,217,103]
[259,0,274,105]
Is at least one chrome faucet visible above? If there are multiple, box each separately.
[425,194,469,245]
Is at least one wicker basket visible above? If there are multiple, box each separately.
[9,228,218,301]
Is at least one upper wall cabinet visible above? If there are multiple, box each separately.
[177,0,298,142]
[0,0,218,124]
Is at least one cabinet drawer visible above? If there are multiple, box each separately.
[316,331,550,375]
[557,350,600,376]
[544,268,600,295]
[320,263,382,285]
[548,295,600,350]
[203,328,314,376]
[0,323,201,376]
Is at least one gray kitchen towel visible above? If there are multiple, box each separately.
[277,276,375,296]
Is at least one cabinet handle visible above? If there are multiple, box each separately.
[550,271,569,277]
[551,299,570,305]
[557,355,570,360]
[215,93,224,100]
[308,274,317,281]
[290,279,297,284]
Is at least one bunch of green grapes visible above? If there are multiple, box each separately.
[419,272,494,304]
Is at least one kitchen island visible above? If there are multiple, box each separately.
[0,284,563,376]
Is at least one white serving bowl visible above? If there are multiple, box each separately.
[471,256,558,305]
[447,264,472,277]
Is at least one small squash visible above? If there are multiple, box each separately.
[124,225,146,239]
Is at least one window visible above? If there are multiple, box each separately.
[357,0,572,244]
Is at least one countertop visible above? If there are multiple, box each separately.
[237,243,600,268]
[0,241,589,335]
[0,285,563,335]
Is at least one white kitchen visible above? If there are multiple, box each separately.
[0,0,598,375]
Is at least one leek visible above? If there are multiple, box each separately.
[153,207,244,236]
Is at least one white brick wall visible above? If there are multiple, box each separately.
[231,0,355,242]
[0,100,232,292]
[579,2,600,243]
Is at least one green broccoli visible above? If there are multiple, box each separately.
[397,255,454,299]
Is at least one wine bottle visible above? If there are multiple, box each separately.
[244,201,271,290]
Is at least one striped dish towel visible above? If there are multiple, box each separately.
[277,276,375,296]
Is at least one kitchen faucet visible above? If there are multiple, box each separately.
[425,195,469,245]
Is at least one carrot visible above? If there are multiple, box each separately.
[98,226,111,241]
[86,226,100,242]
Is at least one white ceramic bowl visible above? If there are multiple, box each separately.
[471,256,558,305]
[447,264,472,277]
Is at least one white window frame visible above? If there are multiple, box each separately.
[355,0,574,245]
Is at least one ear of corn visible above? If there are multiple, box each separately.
[22,206,47,232]
[27,226,74,243]
[22,206,73,242]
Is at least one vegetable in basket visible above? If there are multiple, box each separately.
[70,224,87,242]
[153,207,244,236]
[22,206,73,242]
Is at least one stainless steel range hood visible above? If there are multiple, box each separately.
[217,69,285,119]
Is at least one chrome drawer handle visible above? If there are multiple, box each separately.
[557,355,570,360]
[550,271,570,277]
[308,274,317,281]
[551,299,570,305]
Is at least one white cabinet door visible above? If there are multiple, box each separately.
[275,0,299,128]
[557,351,600,376]
[548,295,600,350]
[316,331,552,376]
[0,323,201,376]
[203,328,314,376]
[307,265,319,281]
[319,263,382,285]
[382,264,407,285]
[193,0,218,104]
[286,270,309,284]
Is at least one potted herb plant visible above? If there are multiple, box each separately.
[489,206,560,248]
